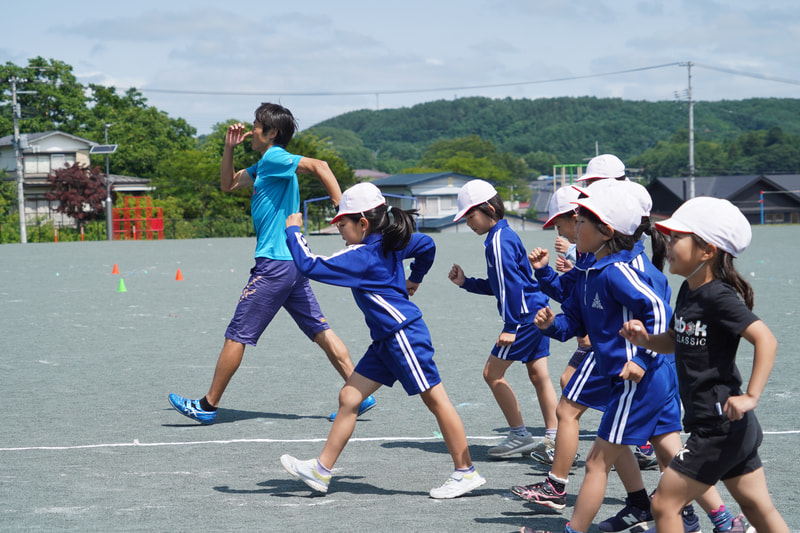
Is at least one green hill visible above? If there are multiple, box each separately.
[310,96,800,175]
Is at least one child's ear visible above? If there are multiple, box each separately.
[700,242,718,261]
[601,224,614,241]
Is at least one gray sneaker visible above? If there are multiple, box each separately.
[530,446,579,469]
[488,432,537,458]
[530,435,556,456]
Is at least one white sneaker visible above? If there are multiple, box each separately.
[280,455,330,493]
[488,432,537,458]
[429,470,486,499]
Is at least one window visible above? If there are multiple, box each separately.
[22,153,76,174]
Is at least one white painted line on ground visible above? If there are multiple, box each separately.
[3,429,799,453]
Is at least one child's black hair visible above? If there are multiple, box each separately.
[254,102,297,147]
[635,216,668,271]
[691,234,754,309]
[343,204,419,256]
[465,194,505,221]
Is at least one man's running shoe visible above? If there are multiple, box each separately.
[488,432,537,458]
[598,497,654,532]
[168,393,216,424]
[635,443,659,470]
[713,514,755,533]
[510,477,566,510]
[328,395,377,421]
[280,455,330,493]
[682,504,702,533]
[530,446,579,469]
[429,470,486,499]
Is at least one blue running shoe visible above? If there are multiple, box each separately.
[328,395,376,421]
[683,504,702,533]
[168,393,216,424]
[598,497,654,532]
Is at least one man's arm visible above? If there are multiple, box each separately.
[296,157,342,206]
[220,123,254,192]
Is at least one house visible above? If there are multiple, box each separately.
[0,131,150,226]
[647,175,800,224]
[369,172,543,233]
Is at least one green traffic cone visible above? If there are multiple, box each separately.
[118,278,127,292]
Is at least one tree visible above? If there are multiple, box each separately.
[83,85,197,179]
[46,163,108,227]
[0,57,90,135]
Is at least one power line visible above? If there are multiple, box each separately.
[694,63,800,87]
[132,63,684,98]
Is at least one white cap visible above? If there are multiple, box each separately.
[331,182,386,223]
[543,186,580,228]
[572,181,641,236]
[578,179,652,217]
[655,197,752,257]
[577,154,626,182]
[454,179,498,221]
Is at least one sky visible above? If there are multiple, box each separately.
[3,0,800,136]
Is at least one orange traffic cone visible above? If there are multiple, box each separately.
[175,268,184,281]
[112,263,120,274]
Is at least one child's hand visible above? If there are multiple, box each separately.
[286,213,303,228]
[497,331,516,347]
[555,256,573,273]
[619,360,645,383]
[529,247,549,269]
[619,320,649,346]
[406,280,420,296]
[554,236,570,254]
[723,394,758,421]
[225,123,252,147]
[448,264,466,286]
[534,306,555,329]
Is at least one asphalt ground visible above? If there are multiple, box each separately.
[1,227,798,532]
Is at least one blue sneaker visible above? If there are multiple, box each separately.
[168,393,216,424]
[328,395,376,421]
[683,504,702,533]
[598,497,654,532]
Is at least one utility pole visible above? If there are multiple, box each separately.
[682,61,696,198]
[104,123,114,241]
[10,77,37,244]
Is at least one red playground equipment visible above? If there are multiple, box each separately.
[112,196,164,240]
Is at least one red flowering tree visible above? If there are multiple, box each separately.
[46,163,108,227]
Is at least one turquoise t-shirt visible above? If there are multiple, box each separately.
[247,146,302,260]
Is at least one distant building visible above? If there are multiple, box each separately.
[370,172,542,232]
[0,131,150,226]
[647,175,800,224]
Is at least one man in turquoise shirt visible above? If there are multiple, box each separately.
[169,103,376,424]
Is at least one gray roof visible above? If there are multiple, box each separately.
[651,175,760,199]
[371,172,483,187]
[0,131,98,148]
[651,174,800,201]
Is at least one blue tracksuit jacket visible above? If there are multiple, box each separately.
[543,242,672,375]
[460,219,549,333]
[285,227,434,341]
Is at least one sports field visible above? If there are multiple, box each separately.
[1,227,798,532]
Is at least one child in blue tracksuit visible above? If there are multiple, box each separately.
[280,182,486,499]
[448,179,558,459]
[526,181,683,533]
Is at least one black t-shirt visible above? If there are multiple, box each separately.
[670,279,758,431]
